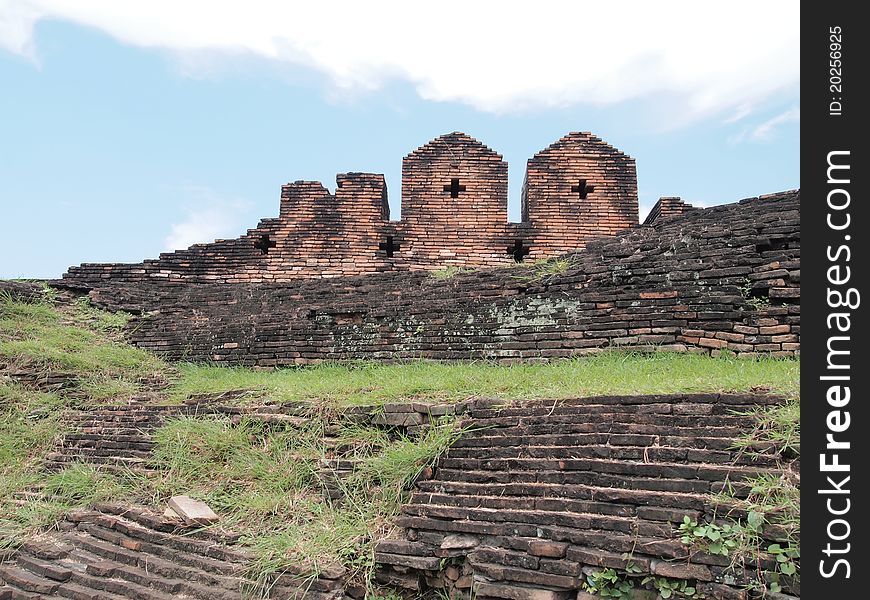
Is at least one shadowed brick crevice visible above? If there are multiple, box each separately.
[54,190,800,366]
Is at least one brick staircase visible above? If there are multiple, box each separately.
[43,400,316,472]
[0,503,345,600]
[2,400,356,599]
[44,404,173,472]
[374,394,798,600]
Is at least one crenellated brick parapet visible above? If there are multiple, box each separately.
[61,131,639,286]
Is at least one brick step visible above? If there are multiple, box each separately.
[71,419,164,429]
[394,515,691,561]
[11,553,73,584]
[75,427,155,436]
[69,410,170,419]
[462,419,748,438]
[431,467,726,494]
[73,522,244,578]
[468,403,760,419]
[64,433,155,444]
[72,508,245,562]
[70,408,172,417]
[45,453,150,467]
[55,581,130,600]
[416,480,710,511]
[436,457,767,482]
[445,444,779,466]
[469,559,581,590]
[451,432,778,453]
[0,565,62,596]
[69,528,342,596]
[401,503,674,538]
[59,440,155,454]
[68,568,180,600]
[408,492,703,523]
[49,445,151,462]
[2,503,350,598]
[64,532,244,599]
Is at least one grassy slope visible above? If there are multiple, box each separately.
[170,354,798,407]
[0,291,800,596]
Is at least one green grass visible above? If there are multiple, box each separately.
[726,397,801,536]
[430,266,472,280]
[0,375,142,547]
[140,414,460,593]
[169,353,799,406]
[0,294,166,401]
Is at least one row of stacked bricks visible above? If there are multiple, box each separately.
[75,190,800,366]
[60,131,639,286]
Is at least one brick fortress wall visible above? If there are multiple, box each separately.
[58,190,800,365]
[60,131,638,285]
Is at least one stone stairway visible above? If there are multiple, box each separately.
[374,393,799,600]
[0,503,346,600]
[44,404,171,471]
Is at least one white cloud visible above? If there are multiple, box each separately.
[749,106,801,141]
[728,106,800,144]
[164,185,251,251]
[1,1,799,119]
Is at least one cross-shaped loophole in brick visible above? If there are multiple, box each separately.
[443,178,466,198]
[379,235,400,257]
[253,234,277,255]
[507,239,531,263]
[571,179,595,199]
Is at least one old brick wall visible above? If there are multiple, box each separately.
[59,190,800,366]
[60,131,639,287]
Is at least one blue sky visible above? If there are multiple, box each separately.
[0,2,799,279]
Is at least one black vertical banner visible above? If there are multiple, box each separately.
[802,1,868,597]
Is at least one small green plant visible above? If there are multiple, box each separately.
[739,279,771,310]
[678,514,761,557]
[679,513,799,593]
[582,567,636,599]
[583,566,703,599]
[511,257,577,283]
[641,576,699,599]
[765,543,800,593]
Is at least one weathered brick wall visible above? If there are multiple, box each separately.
[59,190,800,365]
[60,131,639,286]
